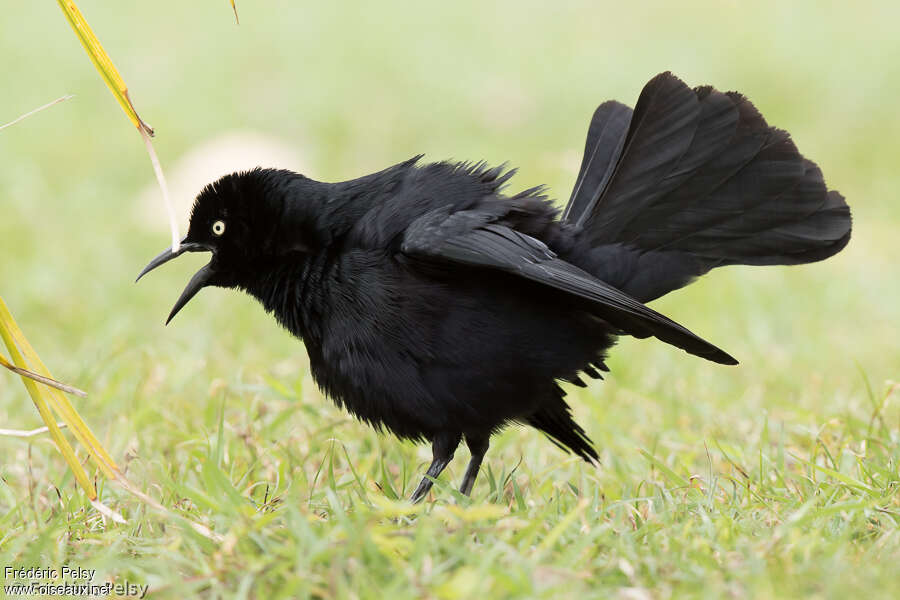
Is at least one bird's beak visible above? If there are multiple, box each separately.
[136,241,214,325]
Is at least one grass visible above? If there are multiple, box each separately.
[1,1,899,598]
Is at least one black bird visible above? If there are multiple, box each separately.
[138,73,851,502]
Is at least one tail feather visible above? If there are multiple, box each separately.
[565,72,851,303]
[579,73,701,238]
[564,101,632,225]
[526,392,599,462]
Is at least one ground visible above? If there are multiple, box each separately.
[1,1,898,598]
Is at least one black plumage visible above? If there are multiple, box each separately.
[138,73,851,501]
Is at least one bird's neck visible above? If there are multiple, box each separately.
[234,159,422,344]
[237,251,333,344]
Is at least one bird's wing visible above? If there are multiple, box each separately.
[401,208,736,365]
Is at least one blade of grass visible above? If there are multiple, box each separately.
[0,423,67,438]
[56,0,180,251]
[113,476,223,542]
[0,95,73,132]
[537,499,587,552]
[639,448,690,488]
[789,452,876,494]
[214,391,226,468]
[139,127,179,251]
[0,353,87,397]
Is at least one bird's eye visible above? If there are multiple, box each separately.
[212,220,226,236]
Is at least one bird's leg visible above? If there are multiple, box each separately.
[459,434,489,497]
[409,432,461,503]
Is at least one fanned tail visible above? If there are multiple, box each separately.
[564,72,852,303]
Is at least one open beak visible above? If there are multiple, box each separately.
[136,241,213,324]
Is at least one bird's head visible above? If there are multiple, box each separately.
[137,168,318,324]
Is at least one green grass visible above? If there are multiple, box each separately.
[1,1,899,598]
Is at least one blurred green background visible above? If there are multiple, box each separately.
[1,1,898,598]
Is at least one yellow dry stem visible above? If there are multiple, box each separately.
[0,297,121,498]
[0,298,119,476]
[56,0,181,251]
[56,0,152,135]
[0,301,97,498]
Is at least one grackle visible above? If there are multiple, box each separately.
[138,73,851,502]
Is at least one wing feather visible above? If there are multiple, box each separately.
[402,208,737,365]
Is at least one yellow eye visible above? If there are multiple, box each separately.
[212,220,226,236]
